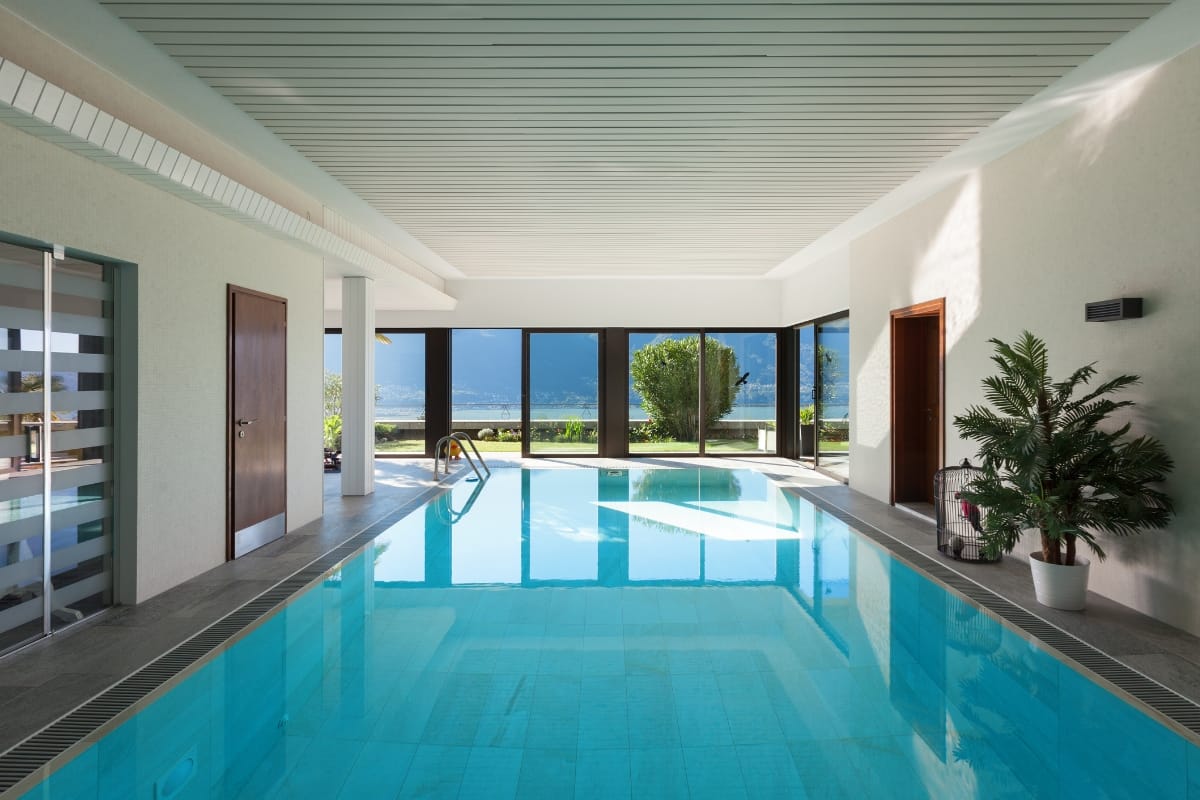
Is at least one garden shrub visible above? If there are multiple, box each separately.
[630,336,741,442]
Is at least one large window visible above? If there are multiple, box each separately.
[629,331,776,456]
[796,324,816,460]
[528,332,599,455]
[816,315,850,481]
[704,332,777,454]
[322,332,342,453]
[452,329,522,451]
[628,332,701,454]
[323,327,789,460]
[374,332,425,454]
[324,331,427,456]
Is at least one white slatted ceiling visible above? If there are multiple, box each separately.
[101,1,1168,277]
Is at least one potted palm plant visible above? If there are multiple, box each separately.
[952,332,1173,610]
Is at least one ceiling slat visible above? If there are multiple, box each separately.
[99,0,1165,278]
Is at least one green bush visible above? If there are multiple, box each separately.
[819,423,848,442]
[630,336,741,442]
[563,416,585,443]
[477,427,496,441]
[323,414,342,449]
[629,421,673,444]
[374,422,399,441]
[496,428,522,443]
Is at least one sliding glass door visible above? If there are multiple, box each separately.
[452,329,522,450]
[628,332,701,454]
[816,315,850,480]
[374,332,425,454]
[704,332,777,454]
[0,242,116,654]
[527,332,599,455]
[629,331,778,456]
[796,324,816,460]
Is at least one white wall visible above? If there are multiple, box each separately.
[0,122,325,603]
[347,277,784,330]
[780,247,851,325]
[823,44,1200,634]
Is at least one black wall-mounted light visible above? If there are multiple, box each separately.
[1085,297,1143,322]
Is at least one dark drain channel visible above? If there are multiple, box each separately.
[0,479,455,796]
[795,487,1200,741]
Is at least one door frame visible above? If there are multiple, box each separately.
[226,284,288,560]
[889,298,945,505]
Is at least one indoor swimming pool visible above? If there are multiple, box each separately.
[11,466,1200,799]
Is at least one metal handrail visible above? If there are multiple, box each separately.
[433,432,491,481]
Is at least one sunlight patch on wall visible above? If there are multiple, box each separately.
[856,325,891,452]
[1069,66,1160,167]
[912,173,982,350]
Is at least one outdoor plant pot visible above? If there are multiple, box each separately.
[799,424,815,457]
[1029,552,1090,611]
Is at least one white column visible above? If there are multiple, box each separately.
[341,276,375,495]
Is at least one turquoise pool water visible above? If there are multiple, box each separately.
[17,467,1200,799]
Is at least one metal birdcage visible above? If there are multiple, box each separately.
[935,459,1000,563]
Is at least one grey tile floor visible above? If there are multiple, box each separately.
[1,457,1198,759]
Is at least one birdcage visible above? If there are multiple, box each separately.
[934,459,999,563]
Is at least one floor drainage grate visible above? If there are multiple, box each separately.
[796,488,1200,743]
[0,480,453,795]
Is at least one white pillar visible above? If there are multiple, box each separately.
[341,276,375,496]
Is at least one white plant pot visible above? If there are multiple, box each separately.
[1029,552,1091,611]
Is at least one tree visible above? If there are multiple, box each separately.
[323,372,342,418]
[630,336,741,441]
[953,332,1173,565]
[817,345,844,413]
[798,343,844,418]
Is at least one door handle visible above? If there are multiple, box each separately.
[237,418,257,426]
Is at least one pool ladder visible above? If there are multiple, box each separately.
[433,432,491,482]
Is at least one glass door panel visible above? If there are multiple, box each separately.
[797,324,816,461]
[628,333,700,454]
[528,332,599,455]
[704,332,777,454]
[47,256,114,630]
[322,332,342,455]
[374,332,425,455]
[817,316,851,480]
[452,329,522,451]
[0,243,48,651]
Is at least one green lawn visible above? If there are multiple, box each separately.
[374,440,425,454]
[529,441,600,454]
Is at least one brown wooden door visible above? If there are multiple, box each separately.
[227,286,287,559]
[891,301,944,505]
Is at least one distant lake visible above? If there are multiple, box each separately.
[375,404,850,422]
